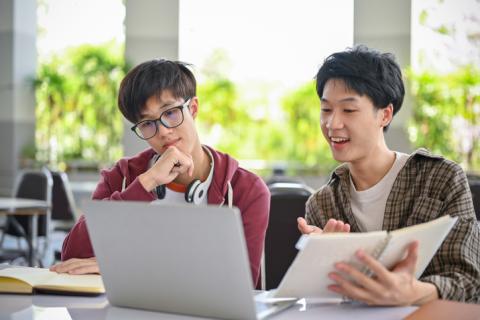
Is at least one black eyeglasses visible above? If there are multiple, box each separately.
[131,98,192,140]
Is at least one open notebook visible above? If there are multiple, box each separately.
[0,266,105,295]
[272,215,457,301]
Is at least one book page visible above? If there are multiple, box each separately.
[0,267,52,288]
[379,215,458,278]
[0,267,104,294]
[273,231,386,300]
[38,272,105,294]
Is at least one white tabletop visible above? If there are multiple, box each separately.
[0,293,418,320]
[0,197,49,211]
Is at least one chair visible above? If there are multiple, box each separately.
[0,168,53,265]
[262,181,314,290]
[49,171,79,262]
[50,171,79,232]
[468,179,480,221]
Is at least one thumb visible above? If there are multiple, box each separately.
[297,217,322,235]
[394,241,419,274]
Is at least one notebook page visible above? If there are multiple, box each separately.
[0,267,52,287]
[39,272,105,294]
[273,231,386,300]
[379,215,458,278]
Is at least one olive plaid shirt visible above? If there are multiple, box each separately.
[306,148,480,303]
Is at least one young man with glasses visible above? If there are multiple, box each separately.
[51,59,270,287]
[297,46,479,305]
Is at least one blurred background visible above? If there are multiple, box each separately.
[2,0,480,189]
[0,0,479,267]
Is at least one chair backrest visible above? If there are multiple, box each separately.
[468,179,480,221]
[5,168,53,237]
[263,182,314,290]
[50,171,78,223]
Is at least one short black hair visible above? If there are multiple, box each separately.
[118,59,196,123]
[315,45,405,128]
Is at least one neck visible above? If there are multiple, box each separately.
[349,142,396,191]
[175,144,211,185]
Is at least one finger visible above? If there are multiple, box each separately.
[343,223,351,233]
[188,160,194,176]
[165,171,179,181]
[51,258,95,273]
[171,165,188,174]
[355,250,393,285]
[68,263,100,275]
[297,217,322,234]
[323,219,338,233]
[50,258,82,272]
[328,272,374,304]
[297,217,311,234]
[394,241,419,274]
[334,262,384,293]
[334,221,345,232]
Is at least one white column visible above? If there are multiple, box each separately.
[122,0,180,156]
[354,0,412,152]
[0,0,37,195]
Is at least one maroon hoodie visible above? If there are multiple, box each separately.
[61,146,270,286]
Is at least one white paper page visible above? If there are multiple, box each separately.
[379,215,458,278]
[41,272,104,291]
[0,267,52,287]
[273,231,386,300]
[0,267,104,292]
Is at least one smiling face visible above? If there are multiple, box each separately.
[320,79,392,164]
[139,90,201,156]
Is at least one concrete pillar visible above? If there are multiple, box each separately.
[122,0,180,156]
[0,0,37,196]
[354,0,412,152]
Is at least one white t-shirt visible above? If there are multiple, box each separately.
[349,152,409,232]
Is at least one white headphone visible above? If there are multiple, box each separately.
[185,162,214,204]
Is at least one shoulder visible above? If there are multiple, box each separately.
[232,167,270,199]
[404,148,465,182]
[306,183,333,211]
[307,163,348,208]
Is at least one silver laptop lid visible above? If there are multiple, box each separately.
[83,200,257,320]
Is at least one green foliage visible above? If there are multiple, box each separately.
[196,78,336,175]
[281,81,336,170]
[196,78,284,163]
[35,42,127,168]
[407,66,480,171]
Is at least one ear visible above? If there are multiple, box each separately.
[189,96,199,119]
[380,104,394,128]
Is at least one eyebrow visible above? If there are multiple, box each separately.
[139,100,178,119]
[321,97,359,103]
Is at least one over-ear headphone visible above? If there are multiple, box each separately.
[185,179,207,204]
[156,180,206,204]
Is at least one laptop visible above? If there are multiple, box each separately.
[83,200,295,320]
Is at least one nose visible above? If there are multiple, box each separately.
[323,111,344,130]
[155,120,173,137]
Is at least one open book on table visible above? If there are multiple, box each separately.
[0,266,105,295]
[271,215,457,302]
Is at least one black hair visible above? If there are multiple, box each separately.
[315,45,405,129]
[118,59,196,123]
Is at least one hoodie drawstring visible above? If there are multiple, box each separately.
[227,181,233,208]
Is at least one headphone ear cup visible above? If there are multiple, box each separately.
[156,185,166,199]
[185,179,201,203]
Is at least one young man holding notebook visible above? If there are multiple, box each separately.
[297,45,480,305]
[51,59,270,287]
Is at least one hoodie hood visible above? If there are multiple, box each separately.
[203,145,239,205]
